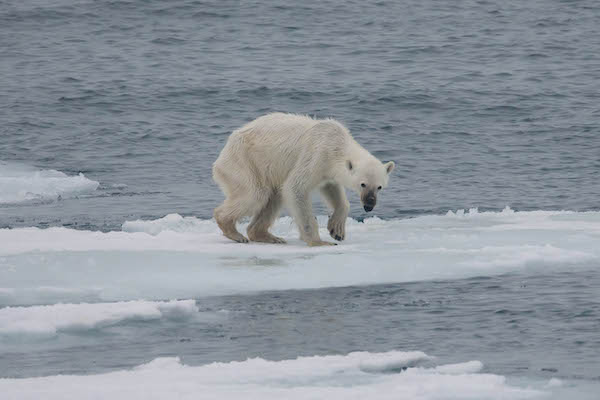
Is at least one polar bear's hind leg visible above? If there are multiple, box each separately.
[247,190,286,244]
[214,198,250,243]
[213,164,257,243]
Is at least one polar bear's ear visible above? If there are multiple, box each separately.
[384,161,395,174]
[346,160,353,172]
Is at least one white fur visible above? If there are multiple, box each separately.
[212,113,394,246]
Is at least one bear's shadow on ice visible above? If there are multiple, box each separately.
[218,251,336,267]
[219,256,288,267]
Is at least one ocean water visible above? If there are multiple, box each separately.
[1,0,600,398]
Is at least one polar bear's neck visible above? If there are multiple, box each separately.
[344,136,380,167]
[345,138,373,161]
[333,137,380,189]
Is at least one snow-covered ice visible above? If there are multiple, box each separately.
[0,300,198,337]
[1,208,599,305]
[0,162,99,204]
[0,350,544,400]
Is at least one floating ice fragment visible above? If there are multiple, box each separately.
[0,162,99,204]
[0,300,198,337]
[0,351,545,399]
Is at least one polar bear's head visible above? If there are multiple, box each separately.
[346,159,395,212]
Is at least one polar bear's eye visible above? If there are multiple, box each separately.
[361,183,366,188]
[377,186,382,190]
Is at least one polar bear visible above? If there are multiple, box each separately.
[212,113,394,246]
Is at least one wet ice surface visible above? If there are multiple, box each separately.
[1,208,599,304]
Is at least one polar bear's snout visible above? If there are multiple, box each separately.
[361,189,377,212]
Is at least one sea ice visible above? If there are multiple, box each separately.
[0,162,99,204]
[0,300,198,337]
[0,350,544,400]
[0,208,598,305]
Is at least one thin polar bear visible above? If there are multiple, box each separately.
[212,113,395,246]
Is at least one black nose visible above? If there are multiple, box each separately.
[364,205,374,212]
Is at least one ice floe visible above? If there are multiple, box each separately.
[0,350,544,400]
[0,208,599,305]
[0,300,197,337]
[0,162,99,204]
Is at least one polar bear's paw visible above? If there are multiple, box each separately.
[224,231,249,243]
[248,232,287,244]
[327,217,346,242]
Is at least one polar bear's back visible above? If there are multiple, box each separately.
[234,113,322,142]
[232,113,349,152]
[214,113,350,188]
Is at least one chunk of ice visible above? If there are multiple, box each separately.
[0,162,99,204]
[1,208,599,305]
[0,351,544,400]
[0,300,198,337]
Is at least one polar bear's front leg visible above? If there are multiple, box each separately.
[283,181,336,247]
[320,182,349,241]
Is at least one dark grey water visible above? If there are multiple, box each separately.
[1,0,600,393]
[2,0,600,230]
